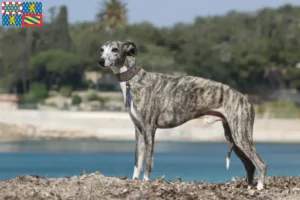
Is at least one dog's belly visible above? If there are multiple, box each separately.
[156,110,200,128]
[156,109,225,129]
[156,117,189,129]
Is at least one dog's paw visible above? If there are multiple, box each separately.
[143,175,150,181]
[247,185,253,190]
[256,181,264,190]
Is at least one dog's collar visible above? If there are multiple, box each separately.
[115,60,141,82]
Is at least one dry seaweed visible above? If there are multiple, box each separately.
[0,172,300,200]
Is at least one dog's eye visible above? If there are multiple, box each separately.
[111,48,118,53]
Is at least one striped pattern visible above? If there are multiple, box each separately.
[22,14,42,26]
[1,2,22,14]
[23,14,40,24]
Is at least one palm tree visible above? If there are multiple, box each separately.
[96,0,128,32]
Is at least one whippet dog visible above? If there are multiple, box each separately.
[98,40,267,190]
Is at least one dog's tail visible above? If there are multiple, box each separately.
[226,144,234,170]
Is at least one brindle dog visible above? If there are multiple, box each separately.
[98,40,267,190]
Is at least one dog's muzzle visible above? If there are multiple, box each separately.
[98,58,105,67]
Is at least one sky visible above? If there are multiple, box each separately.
[1,0,300,27]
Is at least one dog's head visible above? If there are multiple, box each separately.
[98,40,137,68]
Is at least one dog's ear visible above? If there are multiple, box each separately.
[123,41,137,56]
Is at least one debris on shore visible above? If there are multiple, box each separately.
[1,172,300,200]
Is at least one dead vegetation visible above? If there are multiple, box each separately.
[0,172,300,200]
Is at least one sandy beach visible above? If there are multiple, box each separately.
[0,110,300,142]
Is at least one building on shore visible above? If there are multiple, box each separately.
[0,94,19,110]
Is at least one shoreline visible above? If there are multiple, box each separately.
[0,110,300,142]
[1,173,300,199]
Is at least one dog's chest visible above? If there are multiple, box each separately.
[120,82,138,119]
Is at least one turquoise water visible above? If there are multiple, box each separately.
[0,140,299,182]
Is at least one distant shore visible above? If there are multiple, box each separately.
[0,110,300,142]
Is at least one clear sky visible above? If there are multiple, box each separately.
[42,0,300,27]
[1,0,300,27]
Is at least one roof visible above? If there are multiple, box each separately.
[0,94,19,102]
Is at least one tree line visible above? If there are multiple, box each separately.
[0,0,300,103]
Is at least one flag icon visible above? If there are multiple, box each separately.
[1,2,42,27]
[22,2,42,14]
[2,14,22,26]
[22,14,42,26]
[1,2,22,14]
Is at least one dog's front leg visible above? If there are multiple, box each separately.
[150,131,156,172]
[143,126,156,181]
[132,126,145,180]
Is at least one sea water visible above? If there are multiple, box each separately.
[0,140,299,182]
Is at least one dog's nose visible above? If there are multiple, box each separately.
[98,58,105,67]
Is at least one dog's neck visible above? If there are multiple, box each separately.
[111,57,142,82]
[110,57,142,107]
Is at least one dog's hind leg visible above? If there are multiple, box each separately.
[132,126,145,180]
[223,121,255,188]
[233,138,266,190]
[233,145,256,189]
[228,111,267,190]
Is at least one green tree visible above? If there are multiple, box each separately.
[96,0,128,32]
[51,5,72,51]
[29,50,85,90]
[0,28,31,93]
[21,82,48,103]
[1,2,300,102]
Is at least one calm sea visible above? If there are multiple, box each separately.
[0,140,299,182]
